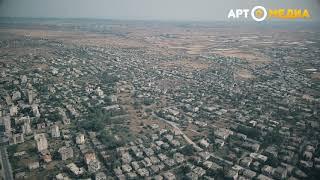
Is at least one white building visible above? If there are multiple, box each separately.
[27,89,34,104]
[10,106,18,116]
[66,163,84,176]
[22,117,32,135]
[3,116,11,135]
[34,133,48,152]
[96,87,104,97]
[76,133,85,144]
[51,125,60,138]
[32,104,41,118]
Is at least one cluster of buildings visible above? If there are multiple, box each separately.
[0,22,320,180]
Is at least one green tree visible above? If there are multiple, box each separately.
[180,144,194,156]
[208,128,215,143]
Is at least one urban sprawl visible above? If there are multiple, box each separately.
[0,20,319,180]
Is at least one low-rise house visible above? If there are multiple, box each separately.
[203,161,214,169]
[225,169,238,179]
[186,172,199,180]
[113,167,123,176]
[108,95,117,103]
[193,166,206,177]
[305,145,315,153]
[40,149,52,163]
[163,172,175,180]
[150,156,161,164]
[84,151,96,164]
[10,133,24,145]
[264,146,278,158]
[158,153,168,161]
[251,161,261,172]
[121,152,132,164]
[261,165,274,177]
[137,168,149,177]
[27,161,40,170]
[210,162,223,172]
[126,172,137,179]
[241,169,257,179]
[164,134,173,142]
[37,123,46,129]
[66,163,85,176]
[66,104,79,117]
[103,104,120,112]
[250,153,268,163]
[242,141,260,152]
[143,157,152,167]
[32,104,41,118]
[150,165,161,174]
[173,153,185,164]
[164,158,175,167]
[131,161,140,171]
[155,140,164,147]
[122,164,132,173]
[234,133,247,140]
[240,157,253,167]
[58,146,74,161]
[76,133,85,144]
[215,138,225,147]
[96,87,104,97]
[215,128,233,140]
[95,172,107,180]
[273,166,287,179]
[199,151,211,160]
[249,120,257,127]
[143,148,154,157]
[88,160,101,173]
[56,173,70,180]
[150,124,159,130]
[199,138,210,148]
[303,151,312,161]
[10,105,18,116]
[161,143,170,150]
[151,134,159,141]
[169,139,180,147]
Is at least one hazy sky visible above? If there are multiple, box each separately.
[0,0,319,21]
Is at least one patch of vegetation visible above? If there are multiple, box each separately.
[98,129,125,149]
[79,108,110,132]
[143,97,154,106]
[47,111,63,122]
[133,101,142,109]
[100,72,119,85]
[7,144,18,157]
[180,144,194,156]
[237,125,261,139]
[262,130,283,147]
[175,164,191,178]
[208,128,215,143]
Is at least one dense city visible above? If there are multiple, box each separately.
[0,19,319,180]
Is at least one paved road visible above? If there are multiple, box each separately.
[0,146,14,180]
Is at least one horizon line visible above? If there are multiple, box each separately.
[0,16,319,24]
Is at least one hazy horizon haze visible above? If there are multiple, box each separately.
[0,0,319,22]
